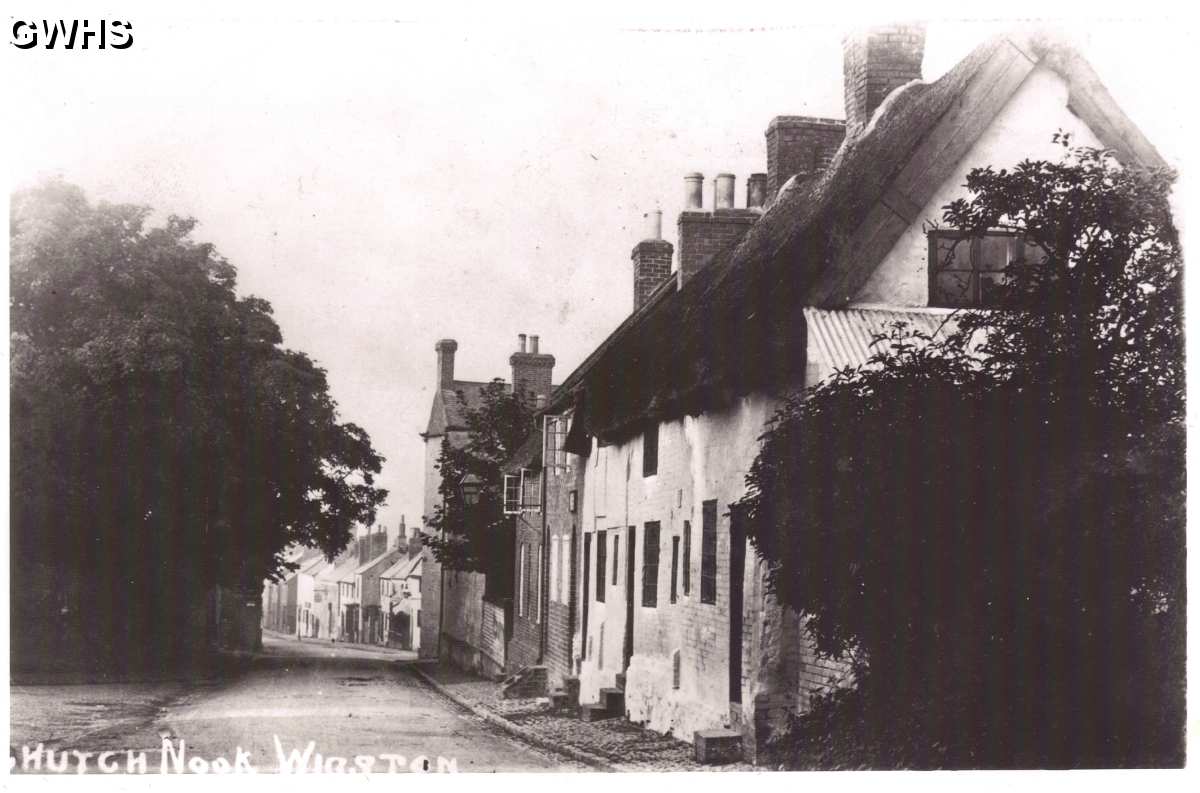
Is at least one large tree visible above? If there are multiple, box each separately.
[739,141,1183,767]
[423,380,534,591]
[10,180,386,668]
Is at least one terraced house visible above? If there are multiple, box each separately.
[529,24,1162,762]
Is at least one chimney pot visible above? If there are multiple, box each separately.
[747,173,767,209]
[530,335,539,354]
[518,333,527,353]
[647,209,663,240]
[714,173,735,210]
[684,173,704,210]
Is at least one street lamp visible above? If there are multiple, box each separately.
[459,473,483,506]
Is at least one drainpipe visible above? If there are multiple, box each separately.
[539,453,549,664]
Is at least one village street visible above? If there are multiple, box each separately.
[9,634,582,773]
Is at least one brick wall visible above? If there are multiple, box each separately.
[507,511,544,672]
[632,239,673,311]
[677,210,758,283]
[765,116,846,198]
[543,461,583,686]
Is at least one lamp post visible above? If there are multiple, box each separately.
[459,473,483,506]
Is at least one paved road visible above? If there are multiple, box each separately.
[10,634,582,773]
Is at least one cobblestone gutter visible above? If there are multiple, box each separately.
[408,663,757,772]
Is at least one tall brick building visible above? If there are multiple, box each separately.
[534,24,1162,762]
[419,335,556,676]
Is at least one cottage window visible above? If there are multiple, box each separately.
[682,520,692,597]
[928,230,1044,308]
[642,423,659,477]
[535,545,542,624]
[518,543,528,617]
[543,415,571,473]
[700,500,718,605]
[503,474,521,515]
[612,532,620,586]
[520,469,542,514]
[596,530,607,603]
[550,536,560,604]
[670,536,680,604]
[643,521,661,608]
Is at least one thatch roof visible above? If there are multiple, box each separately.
[546,31,1162,443]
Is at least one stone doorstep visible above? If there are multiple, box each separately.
[579,703,619,722]
[599,687,625,713]
[694,728,744,765]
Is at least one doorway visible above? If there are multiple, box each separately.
[728,506,746,704]
[623,526,636,673]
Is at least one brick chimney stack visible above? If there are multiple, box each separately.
[765,117,846,200]
[510,334,555,404]
[631,209,673,311]
[843,24,926,138]
[408,523,422,558]
[435,339,457,390]
[678,172,759,284]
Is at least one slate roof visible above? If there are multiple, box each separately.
[424,380,494,437]
[546,30,1163,442]
[427,379,563,438]
[329,555,363,583]
[355,550,398,576]
[503,426,543,474]
[381,554,422,581]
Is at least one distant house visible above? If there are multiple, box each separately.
[536,25,1162,762]
[262,545,310,634]
[331,551,365,643]
[381,553,423,651]
[295,554,332,639]
[356,530,400,645]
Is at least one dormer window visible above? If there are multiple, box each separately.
[928,230,1043,308]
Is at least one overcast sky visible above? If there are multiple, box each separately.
[8,5,1191,534]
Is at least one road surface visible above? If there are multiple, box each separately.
[10,634,583,773]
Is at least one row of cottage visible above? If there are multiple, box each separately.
[263,520,424,651]
[421,24,1162,763]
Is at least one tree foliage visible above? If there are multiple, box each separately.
[740,142,1183,767]
[423,380,534,582]
[10,180,387,667]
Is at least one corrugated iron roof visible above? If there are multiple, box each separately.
[804,307,959,371]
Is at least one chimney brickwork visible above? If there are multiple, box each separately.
[678,211,758,283]
[435,339,457,390]
[843,25,926,138]
[765,116,846,199]
[510,334,555,403]
[677,172,758,283]
[632,239,673,310]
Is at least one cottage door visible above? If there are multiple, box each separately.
[581,533,591,666]
[728,505,746,704]
[623,526,636,672]
[398,612,412,649]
